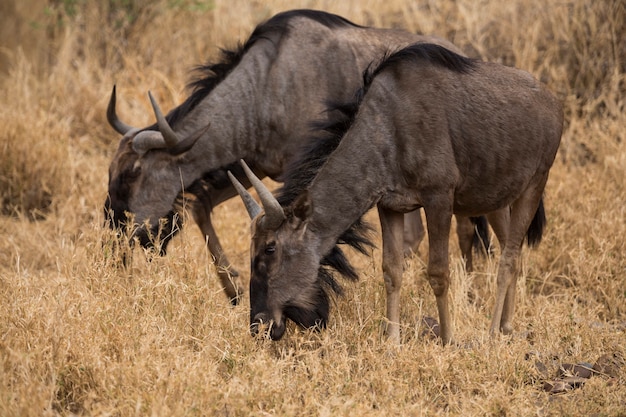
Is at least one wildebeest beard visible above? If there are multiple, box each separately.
[283,262,353,329]
[283,286,330,329]
[250,264,332,341]
[250,228,371,340]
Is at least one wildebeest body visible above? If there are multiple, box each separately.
[320,59,560,220]
[233,43,563,342]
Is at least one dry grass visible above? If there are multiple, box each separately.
[1,0,625,415]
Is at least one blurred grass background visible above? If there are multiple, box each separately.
[0,1,624,415]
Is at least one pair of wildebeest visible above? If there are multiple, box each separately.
[105,9,563,343]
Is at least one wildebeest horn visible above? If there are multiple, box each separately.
[132,123,208,156]
[228,171,262,219]
[107,85,136,135]
[239,159,285,229]
[168,123,210,156]
[148,91,179,148]
[131,130,168,156]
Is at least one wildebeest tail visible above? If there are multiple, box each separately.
[471,215,492,256]
[526,197,546,247]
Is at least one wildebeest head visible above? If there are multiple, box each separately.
[230,156,373,340]
[229,161,333,340]
[104,86,207,253]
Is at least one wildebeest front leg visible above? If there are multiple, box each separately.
[424,197,454,344]
[378,205,405,343]
[192,204,243,305]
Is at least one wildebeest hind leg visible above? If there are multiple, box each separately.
[455,215,475,271]
[378,206,405,344]
[423,197,454,344]
[489,178,547,335]
[485,208,510,252]
[403,209,425,257]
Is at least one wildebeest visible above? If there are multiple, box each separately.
[231,43,563,343]
[105,9,486,304]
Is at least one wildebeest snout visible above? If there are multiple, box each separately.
[250,312,286,340]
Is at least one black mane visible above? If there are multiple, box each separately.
[277,44,473,201]
[157,9,362,129]
[277,100,374,295]
[359,42,476,100]
[277,100,359,205]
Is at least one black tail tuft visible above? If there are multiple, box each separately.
[471,215,492,256]
[526,198,546,247]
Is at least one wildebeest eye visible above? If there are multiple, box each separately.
[264,242,276,255]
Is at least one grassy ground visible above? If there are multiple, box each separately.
[1,0,625,415]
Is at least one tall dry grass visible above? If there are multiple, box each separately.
[1,0,624,415]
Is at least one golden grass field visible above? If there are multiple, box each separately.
[1,0,625,415]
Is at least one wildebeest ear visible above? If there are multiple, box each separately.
[293,191,313,221]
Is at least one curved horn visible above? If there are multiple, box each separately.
[168,123,210,156]
[239,159,285,229]
[132,130,167,156]
[107,85,136,135]
[228,171,262,219]
[148,91,179,148]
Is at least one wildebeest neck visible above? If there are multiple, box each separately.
[146,9,361,133]
[274,100,374,289]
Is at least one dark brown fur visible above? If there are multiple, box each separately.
[238,43,563,342]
